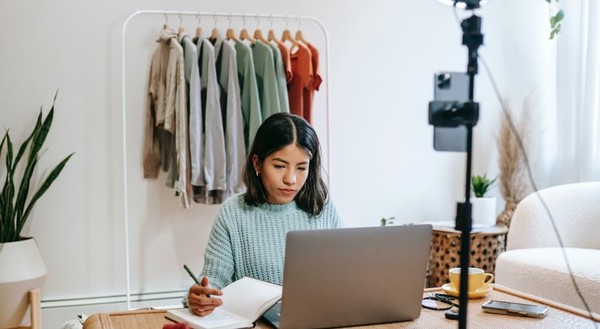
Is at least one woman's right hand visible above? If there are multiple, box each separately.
[187,276,223,317]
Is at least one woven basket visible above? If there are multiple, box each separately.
[427,226,508,288]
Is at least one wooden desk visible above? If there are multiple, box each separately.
[83,285,599,329]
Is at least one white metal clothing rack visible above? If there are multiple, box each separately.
[121,9,331,309]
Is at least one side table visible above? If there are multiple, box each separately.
[427,225,508,288]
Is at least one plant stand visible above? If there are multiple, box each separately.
[14,289,41,329]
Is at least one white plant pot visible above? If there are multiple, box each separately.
[471,197,497,227]
[0,238,47,328]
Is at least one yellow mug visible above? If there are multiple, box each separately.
[449,267,493,292]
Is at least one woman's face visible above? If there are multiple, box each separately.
[253,143,311,204]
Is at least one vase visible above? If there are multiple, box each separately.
[0,238,47,328]
[471,197,497,227]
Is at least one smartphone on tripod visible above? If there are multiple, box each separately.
[432,72,469,152]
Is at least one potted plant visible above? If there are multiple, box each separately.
[0,94,73,327]
[471,174,497,227]
[380,216,395,226]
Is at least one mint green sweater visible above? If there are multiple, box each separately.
[202,194,342,289]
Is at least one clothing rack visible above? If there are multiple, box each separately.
[121,9,331,309]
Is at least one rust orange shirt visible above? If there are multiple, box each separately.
[303,42,322,123]
[275,41,293,83]
[287,43,313,121]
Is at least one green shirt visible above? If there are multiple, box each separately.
[235,42,262,150]
[252,41,282,121]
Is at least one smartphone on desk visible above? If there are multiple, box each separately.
[482,300,550,318]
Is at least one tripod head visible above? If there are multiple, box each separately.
[462,14,484,75]
[429,1,484,129]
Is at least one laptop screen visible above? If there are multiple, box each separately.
[275,224,432,329]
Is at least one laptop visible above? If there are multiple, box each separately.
[263,224,432,329]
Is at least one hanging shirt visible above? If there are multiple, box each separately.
[180,33,204,189]
[267,42,290,114]
[287,43,313,122]
[235,41,262,150]
[167,33,192,208]
[214,36,247,199]
[144,29,172,179]
[252,40,281,121]
[275,41,293,83]
[302,42,322,124]
[143,28,192,208]
[197,38,227,203]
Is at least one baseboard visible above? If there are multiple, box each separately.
[42,289,187,308]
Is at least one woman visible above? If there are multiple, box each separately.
[187,112,342,316]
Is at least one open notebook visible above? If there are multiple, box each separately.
[166,277,281,329]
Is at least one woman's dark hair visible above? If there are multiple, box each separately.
[243,113,328,216]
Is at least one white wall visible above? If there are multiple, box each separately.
[0,0,554,327]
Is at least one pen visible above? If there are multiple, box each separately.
[183,264,202,286]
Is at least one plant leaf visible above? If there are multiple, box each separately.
[12,111,42,173]
[3,135,16,241]
[18,153,73,233]
[28,106,54,165]
[555,9,565,22]
[12,111,44,226]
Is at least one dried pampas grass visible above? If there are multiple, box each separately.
[496,95,536,227]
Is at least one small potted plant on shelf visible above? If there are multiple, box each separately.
[472,174,496,198]
[380,216,396,226]
[471,174,497,227]
[0,93,73,328]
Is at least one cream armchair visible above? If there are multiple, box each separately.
[495,182,600,314]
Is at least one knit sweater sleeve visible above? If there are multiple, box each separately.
[201,207,235,290]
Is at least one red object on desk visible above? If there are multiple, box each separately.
[162,323,191,329]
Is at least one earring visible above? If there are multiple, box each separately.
[255,171,260,176]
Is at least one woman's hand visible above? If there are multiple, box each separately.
[187,276,223,317]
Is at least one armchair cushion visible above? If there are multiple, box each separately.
[495,182,600,314]
[495,248,600,313]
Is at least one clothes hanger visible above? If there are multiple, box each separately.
[226,28,238,41]
[295,30,309,45]
[194,15,202,39]
[163,14,169,30]
[267,29,279,43]
[267,15,279,42]
[294,17,309,45]
[239,28,255,43]
[177,14,185,34]
[281,16,299,50]
[254,29,268,43]
[225,15,237,42]
[210,28,220,41]
[253,18,268,44]
[210,15,220,40]
[239,16,255,44]
[281,29,299,51]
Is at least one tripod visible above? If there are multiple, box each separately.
[428,2,484,328]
